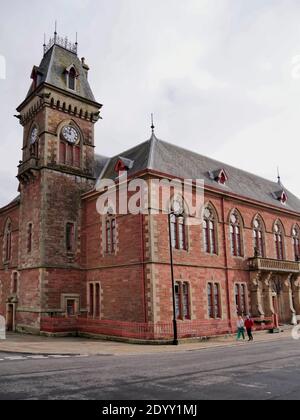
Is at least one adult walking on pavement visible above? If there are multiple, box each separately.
[245,315,254,341]
[236,315,245,341]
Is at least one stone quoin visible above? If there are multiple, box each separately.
[0,32,300,342]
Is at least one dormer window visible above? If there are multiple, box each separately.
[69,67,76,90]
[114,157,134,174]
[218,170,228,185]
[209,169,228,186]
[280,191,288,205]
[273,190,288,205]
[65,65,78,91]
[30,66,43,90]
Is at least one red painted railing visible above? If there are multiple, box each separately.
[40,316,274,340]
[41,317,235,340]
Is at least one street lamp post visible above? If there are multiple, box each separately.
[168,212,180,346]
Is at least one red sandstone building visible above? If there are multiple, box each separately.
[0,34,300,342]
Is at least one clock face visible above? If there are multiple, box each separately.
[30,127,38,145]
[62,126,79,144]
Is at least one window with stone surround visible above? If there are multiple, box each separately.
[4,219,12,263]
[59,141,81,167]
[88,282,101,319]
[66,299,76,316]
[66,66,77,91]
[105,218,117,254]
[208,282,221,319]
[253,216,265,258]
[66,222,76,254]
[292,226,300,261]
[27,223,33,254]
[235,283,247,316]
[274,221,285,260]
[203,206,218,255]
[175,282,191,320]
[229,210,243,257]
[12,272,18,295]
[170,214,187,251]
[62,294,80,317]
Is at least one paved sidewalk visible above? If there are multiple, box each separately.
[0,329,295,356]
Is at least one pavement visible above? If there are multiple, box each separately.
[0,328,295,356]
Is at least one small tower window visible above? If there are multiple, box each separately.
[27,223,33,254]
[4,220,12,263]
[68,67,76,91]
[66,222,75,253]
[13,272,18,295]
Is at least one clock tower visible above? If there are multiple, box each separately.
[14,32,102,330]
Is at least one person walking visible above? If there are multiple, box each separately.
[245,315,254,341]
[236,316,245,341]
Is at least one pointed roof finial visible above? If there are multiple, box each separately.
[43,33,46,55]
[151,113,155,135]
[277,166,282,185]
[54,21,58,42]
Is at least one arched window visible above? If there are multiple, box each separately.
[207,282,221,319]
[203,206,217,254]
[274,222,285,260]
[170,214,187,250]
[170,196,187,251]
[12,272,18,294]
[4,220,12,262]
[59,125,81,168]
[230,211,243,257]
[105,218,117,254]
[29,126,39,158]
[235,283,247,316]
[68,67,76,90]
[175,282,191,320]
[253,216,265,258]
[292,226,300,261]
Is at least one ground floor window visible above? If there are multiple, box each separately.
[208,282,222,319]
[235,283,247,315]
[61,294,80,317]
[88,282,101,319]
[175,282,191,320]
[66,299,76,317]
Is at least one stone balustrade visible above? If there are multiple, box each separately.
[249,257,300,274]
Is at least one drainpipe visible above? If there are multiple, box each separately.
[221,197,233,332]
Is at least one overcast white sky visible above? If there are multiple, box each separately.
[0,0,299,207]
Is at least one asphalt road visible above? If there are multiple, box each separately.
[0,337,300,400]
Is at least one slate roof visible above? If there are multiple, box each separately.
[26,44,96,102]
[95,154,110,178]
[98,134,300,214]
